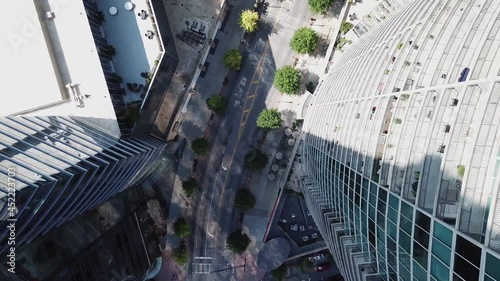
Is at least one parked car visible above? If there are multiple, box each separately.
[311,233,319,239]
[299,225,305,231]
[291,213,296,219]
[314,253,325,260]
[314,265,331,272]
[290,224,298,231]
[309,253,325,261]
[302,236,309,242]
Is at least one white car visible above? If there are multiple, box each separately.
[299,225,306,231]
[311,253,325,261]
[290,224,298,231]
[291,213,296,219]
[302,236,309,242]
[311,233,319,239]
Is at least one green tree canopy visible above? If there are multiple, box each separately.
[257,109,282,130]
[173,217,191,238]
[239,10,259,32]
[244,149,268,171]
[271,265,288,281]
[226,230,251,254]
[273,66,301,95]
[173,243,188,265]
[290,27,319,54]
[222,49,243,70]
[340,21,353,34]
[191,137,210,155]
[308,0,333,14]
[234,188,256,212]
[206,95,226,112]
[182,177,199,198]
[300,258,314,272]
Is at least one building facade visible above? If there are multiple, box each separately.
[0,0,170,259]
[0,116,165,257]
[302,0,500,280]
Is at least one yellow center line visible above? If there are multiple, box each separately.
[213,5,285,244]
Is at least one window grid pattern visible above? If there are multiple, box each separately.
[302,0,500,280]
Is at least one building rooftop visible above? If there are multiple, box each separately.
[1,0,119,137]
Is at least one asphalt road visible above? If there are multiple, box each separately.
[188,1,312,280]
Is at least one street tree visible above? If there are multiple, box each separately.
[226,230,251,254]
[290,27,319,55]
[257,109,282,130]
[191,137,210,155]
[206,95,226,112]
[273,66,301,95]
[222,49,243,70]
[173,217,191,238]
[244,149,268,171]
[271,265,288,281]
[173,242,188,265]
[182,177,199,198]
[340,21,353,34]
[300,257,314,272]
[234,188,256,212]
[308,0,333,14]
[239,10,259,32]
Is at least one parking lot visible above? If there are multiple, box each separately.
[278,194,323,247]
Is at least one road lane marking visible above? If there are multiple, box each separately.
[212,1,285,245]
[243,109,250,113]
[204,172,219,256]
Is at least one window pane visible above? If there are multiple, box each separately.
[400,231,411,253]
[413,261,427,281]
[389,193,399,210]
[399,263,411,281]
[455,234,481,267]
[387,221,397,240]
[400,215,412,234]
[413,241,428,269]
[401,201,413,219]
[433,221,453,247]
[432,238,451,265]
[388,206,398,223]
[485,253,500,281]
[453,254,479,281]
[431,256,449,281]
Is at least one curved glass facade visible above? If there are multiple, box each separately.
[302,0,500,280]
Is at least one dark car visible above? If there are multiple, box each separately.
[314,265,331,272]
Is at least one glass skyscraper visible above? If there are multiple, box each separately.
[302,0,500,280]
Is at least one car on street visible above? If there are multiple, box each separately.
[291,213,296,219]
[314,265,331,272]
[311,233,319,239]
[302,236,309,242]
[309,253,325,261]
[299,225,305,231]
[290,224,298,231]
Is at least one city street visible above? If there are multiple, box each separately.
[187,0,315,280]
